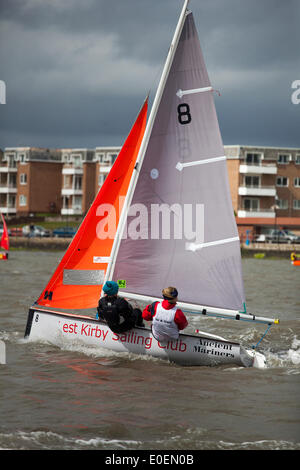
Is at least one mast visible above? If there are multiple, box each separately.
[103,0,190,288]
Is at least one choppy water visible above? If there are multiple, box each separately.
[0,251,299,451]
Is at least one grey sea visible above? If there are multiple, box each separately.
[0,250,299,453]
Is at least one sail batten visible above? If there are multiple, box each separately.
[186,236,240,251]
[176,155,226,171]
[176,86,213,98]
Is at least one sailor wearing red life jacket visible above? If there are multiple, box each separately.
[142,287,188,342]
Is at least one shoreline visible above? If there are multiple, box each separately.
[6,237,299,258]
[9,236,71,251]
[241,242,299,259]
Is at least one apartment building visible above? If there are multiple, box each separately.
[0,146,121,217]
[0,147,62,216]
[225,145,300,238]
[61,147,120,216]
[1,144,300,240]
[94,147,119,189]
[61,148,95,216]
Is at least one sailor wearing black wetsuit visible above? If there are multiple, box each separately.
[97,281,144,333]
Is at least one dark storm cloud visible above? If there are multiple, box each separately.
[0,0,299,149]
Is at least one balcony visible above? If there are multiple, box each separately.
[0,165,17,173]
[61,207,82,215]
[0,206,16,214]
[61,188,83,196]
[239,163,277,175]
[0,182,17,193]
[99,164,112,174]
[238,185,276,197]
[238,209,275,218]
[62,167,83,175]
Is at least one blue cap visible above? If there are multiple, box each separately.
[103,281,119,296]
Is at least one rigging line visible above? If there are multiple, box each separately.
[252,324,272,350]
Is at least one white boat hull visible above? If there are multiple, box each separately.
[24,308,266,368]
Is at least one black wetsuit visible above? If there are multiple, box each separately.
[97,296,144,333]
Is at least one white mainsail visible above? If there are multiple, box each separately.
[104,2,278,328]
[106,1,245,316]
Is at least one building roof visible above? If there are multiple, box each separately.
[225,145,300,151]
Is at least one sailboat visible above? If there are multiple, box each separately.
[24,0,279,367]
[0,212,9,260]
[291,259,300,266]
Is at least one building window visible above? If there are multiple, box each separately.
[244,175,260,187]
[18,153,26,163]
[19,195,27,206]
[108,153,118,165]
[243,198,259,211]
[245,153,262,165]
[294,177,300,187]
[63,196,69,209]
[296,155,300,165]
[277,154,290,164]
[95,153,105,162]
[276,176,288,187]
[63,175,72,189]
[74,175,82,190]
[102,154,113,165]
[72,154,82,167]
[9,174,17,188]
[277,199,288,209]
[8,194,16,208]
[98,174,107,186]
[293,200,300,210]
[20,173,27,185]
[73,196,82,210]
[6,154,16,168]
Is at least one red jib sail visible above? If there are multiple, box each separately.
[0,212,9,252]
[36,98,148,310]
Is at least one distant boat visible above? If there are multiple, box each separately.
[24,0,279,368]
[291,252,300,266]
[254,253,265,259]
[0,212,9,260]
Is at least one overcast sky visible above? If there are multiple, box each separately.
[0,0,299,150]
